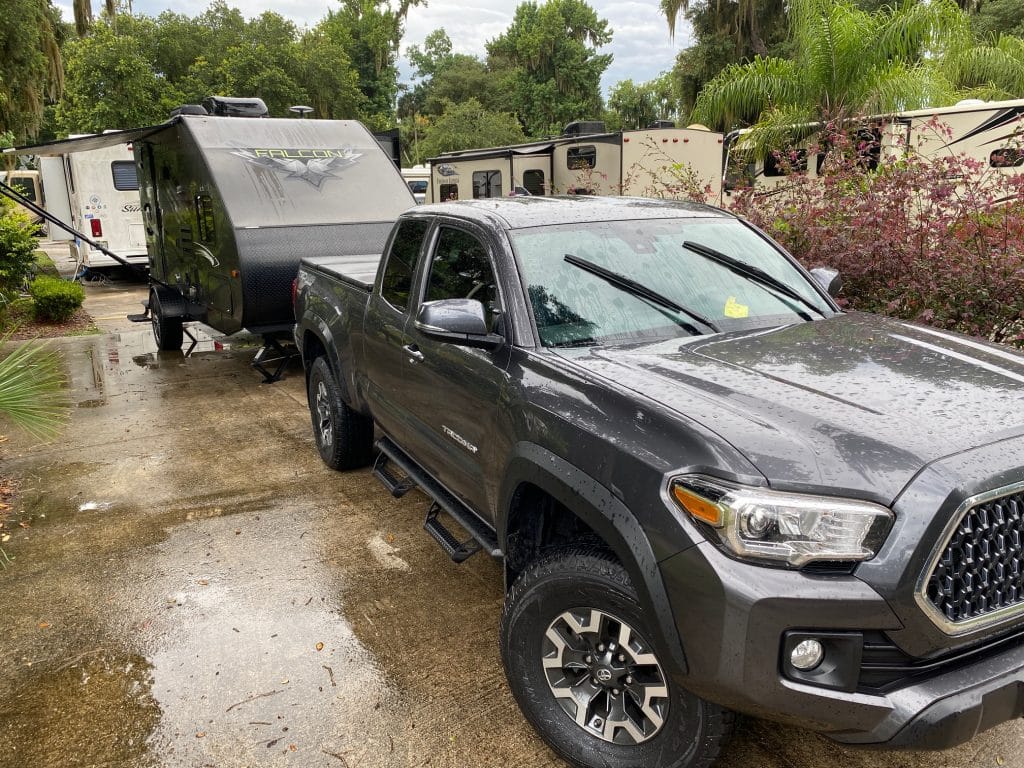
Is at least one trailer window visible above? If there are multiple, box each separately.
[472,171,502,199]
[8,177,38,203]
[991,148,1024,168]
[195,193,216,244]
[522,170,545,196]
[567,146,596,170]
[764,149,807,177]
[381,218,430,312]
[439,183,459,202]
[111,161,139,191]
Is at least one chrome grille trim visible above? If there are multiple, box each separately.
[916,480,1024,636]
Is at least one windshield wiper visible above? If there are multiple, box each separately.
[564,254,720,334]
[681,240,827,321]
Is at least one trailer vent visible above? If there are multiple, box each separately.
[202,96,269,118]
[648,120,676,129]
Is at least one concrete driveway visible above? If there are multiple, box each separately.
[1,307,1020,766]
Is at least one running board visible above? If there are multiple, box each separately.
[372,450,417,498]
[375,437,502,560]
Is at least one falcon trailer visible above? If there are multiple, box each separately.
[10,102,414,381]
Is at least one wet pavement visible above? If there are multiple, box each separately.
[1,312,1022,766]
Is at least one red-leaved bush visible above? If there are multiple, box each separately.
[728,120,1024,345]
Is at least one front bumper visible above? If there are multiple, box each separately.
[660,541,1024,747]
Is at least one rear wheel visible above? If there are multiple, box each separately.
[307,356,373,470]
[150,289,183,351]
[501,547,734,768]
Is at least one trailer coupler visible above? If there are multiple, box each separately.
[252,335,298,384]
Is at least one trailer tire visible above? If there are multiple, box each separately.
[150,290,184,351]
[308,356,373,470]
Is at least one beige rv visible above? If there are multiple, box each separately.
[0,169,44,227]
[428,121,724,203]
[728,98,1024,198]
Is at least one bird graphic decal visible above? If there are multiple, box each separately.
[230,147,363,189]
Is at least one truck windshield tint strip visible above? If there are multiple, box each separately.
[111,160,139,191]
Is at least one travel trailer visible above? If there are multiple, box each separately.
[0,169,44,228]
[401,165,430,203]
[728,98,1024,198]
[15,99,414,377]
[37,138,148,270]
[427,121,725,203]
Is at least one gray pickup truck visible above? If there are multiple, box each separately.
[294,196,1024,768]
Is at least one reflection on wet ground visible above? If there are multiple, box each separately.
[1,328,1022,768]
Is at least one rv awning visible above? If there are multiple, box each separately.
[5,119,180,156]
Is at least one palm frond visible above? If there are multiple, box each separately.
[735,103,821,160]
[692,56,804,130]
[944,35,1024,97]
[0,334,69,441]
[858,62,955,115]
[876,0,970,62]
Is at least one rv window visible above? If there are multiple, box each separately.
[440,183,459,202]
[764,149,807,177]
[425,227,501,329]
[195,193,216,244]
[111,161,139,191]
[472,171,502,199]
[9,177,38,203]
[991,148,1024,168]
[381,218,430,312]
[567,146,596,171]
[522,170,545,196]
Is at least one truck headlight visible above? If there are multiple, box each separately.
[670,476,893,568]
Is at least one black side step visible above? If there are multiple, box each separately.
[424,503,480,563]
[375,437,502,560]
[372,450,418,498]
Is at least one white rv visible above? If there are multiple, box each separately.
[427,121,724,203]
[39,136,147,270]
[0,169,44,227]
[401,164,430,203]
[730,98,1024,198]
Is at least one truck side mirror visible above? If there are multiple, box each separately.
[415,299,503,349]
[810,267,842,297]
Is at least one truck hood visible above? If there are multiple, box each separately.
[563,313,1024,502]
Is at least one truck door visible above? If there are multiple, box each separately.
[396,224,512,520]
[363,218,432,440]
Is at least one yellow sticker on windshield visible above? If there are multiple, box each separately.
[724,296,749,318]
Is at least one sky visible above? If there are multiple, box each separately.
[54,0,694,94]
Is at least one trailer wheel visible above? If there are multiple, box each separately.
[501,547,734,768]
[308,356,373,470]
[150,290,184,351]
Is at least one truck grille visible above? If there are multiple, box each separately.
[925,490,1024,627]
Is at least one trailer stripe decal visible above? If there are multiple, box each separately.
[945,107,1024,149]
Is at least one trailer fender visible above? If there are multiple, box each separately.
[150,284,189,319]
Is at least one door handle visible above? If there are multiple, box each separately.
[402,344,424,363]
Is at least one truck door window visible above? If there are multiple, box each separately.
[425,228,500,328]
[111,160,140,191]
[472,171,502,199]
[381,218,430,311]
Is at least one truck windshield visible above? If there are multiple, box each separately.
[511,217,832,347]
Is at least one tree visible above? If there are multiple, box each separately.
[691,0,971,153]
[608,75,678,129]
[419,98,526,157]
[217,12,305,117]
[0,0,64,142]
[973,0,1024,40]
[487,0,612,137]
[943,34,1024,99]
[56,17,178,134]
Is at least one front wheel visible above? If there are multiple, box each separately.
[307,356,373,470]
[501,547,734,768]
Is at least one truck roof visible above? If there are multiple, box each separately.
[414,196,732,230]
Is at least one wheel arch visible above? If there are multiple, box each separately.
[297,315,358,407]
[499,442,688,675]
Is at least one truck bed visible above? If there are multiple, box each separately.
[301,252,382,291]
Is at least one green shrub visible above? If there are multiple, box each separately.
[29,276,85,323]
[0,201,38,302]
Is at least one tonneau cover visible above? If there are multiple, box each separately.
[302,251,383,291]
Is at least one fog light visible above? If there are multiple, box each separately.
[790,639,824,670]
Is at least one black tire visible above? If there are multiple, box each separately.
[307,356,373,470]
[501,547,734,768]
[150,289,183,351]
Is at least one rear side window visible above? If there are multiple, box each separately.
[381,218,430,311]
[111,160,139,191]
[567,146,596,170]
